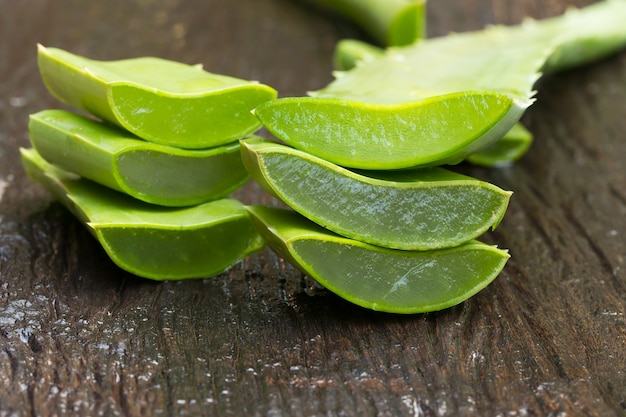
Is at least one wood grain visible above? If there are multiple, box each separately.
[1,0,624,415]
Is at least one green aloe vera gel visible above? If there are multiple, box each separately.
[29,110,251,207]
[332,39,535,166]
[247,205,509,313]
[21,148,264,280]
[241,137,511,250]
[37,45,277,149]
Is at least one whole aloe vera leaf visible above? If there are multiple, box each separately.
[241,137,511,250]
[37,45,277,149]
[303,0,426,46]
[247,205,509,314]
[256,0,626,170]
[20,148,264,280]
[466,122,534,167]
[29,109,251,207]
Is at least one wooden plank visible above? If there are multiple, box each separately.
[0,0,624,415]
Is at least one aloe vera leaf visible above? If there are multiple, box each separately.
[466,122,534,167]
[20,148,264,280]
[37,45,277,149]
[241,137,511,250]
[29,109,251,207]
[303,0,426,46]
[247,205,509,313]
[256,0,626,170]
[334,38,534,167]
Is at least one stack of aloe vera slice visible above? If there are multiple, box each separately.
[22,45,277,280]
[241,0,626,313]
[19,1,626,313]
[241,139,512,313]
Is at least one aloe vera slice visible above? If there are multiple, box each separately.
[247,205,509,313]
[21,148,264,280]
[333,38,535,168]
[256,0,626,170]
[303,0,426,46]
[467,122,534,167]
[241,137,511,250]
[37,45,277,149]
[29,109,250,207]
[257,92,522,170]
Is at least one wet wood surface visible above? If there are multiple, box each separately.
[1,0,625,415]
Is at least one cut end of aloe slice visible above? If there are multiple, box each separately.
[91,209,264,280]
[241,137,512,250]
[29,109,251,207]
[108,82,276,148]
[21,147,265,280]
[37,45,277,148]
[247,205,510,314]
[115,144,250,206]
[255,92,526,170]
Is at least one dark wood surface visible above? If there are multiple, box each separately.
[1,0,625,415]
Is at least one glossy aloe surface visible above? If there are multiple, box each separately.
[257,92,522,170]
[37,45,277,149]
[21,148,264,280]
[303,0,426,46]
[257,0,626,170]
[333,38,535,167]
[241,137,511,250]
[333,39,535,167]
[29,109,250,207]
[247,205,509,314]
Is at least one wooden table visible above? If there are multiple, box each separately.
[1,0,625,415]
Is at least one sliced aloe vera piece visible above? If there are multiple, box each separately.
[467,122,534,167]
[241,137,511,250]
[333,38,534,167]
[257,92,523,170]
[29,109,250,207]
[257,0,626,170]
[21,148,264,280]
[37,45,277,149]
[247,205,509,314]
[333,40,534,168]
[303,0,426,46]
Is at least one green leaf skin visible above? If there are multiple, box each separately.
[467,122,534,167]
[37,45,277,149]
[246,205,510,314]
[333,39,385,71]
[257,0,626,170]
[20,148,264,280]
[29,109,251,207]
[241,137,512,250]
[302,0,426,46]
